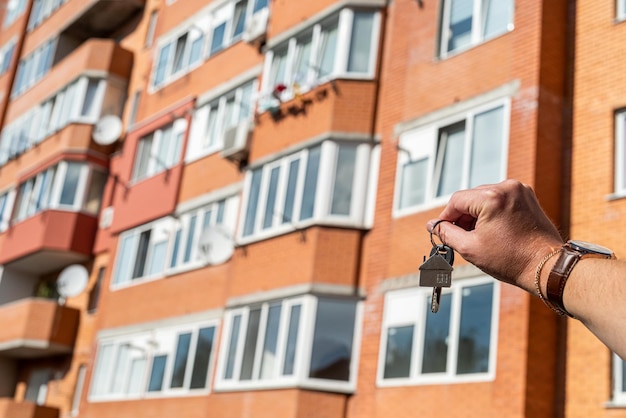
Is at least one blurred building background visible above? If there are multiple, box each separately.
[0,0,622,417]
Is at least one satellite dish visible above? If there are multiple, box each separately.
[198,225,235,265]
[92,115,123,145]
[57,265,89,299]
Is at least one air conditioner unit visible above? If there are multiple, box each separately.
[242,9,269,44]
[221,121,253,161]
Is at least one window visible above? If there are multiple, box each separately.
[216,295,359,392]
[151,0,267,90]
[0,38,16,75]
[614,110,626,195]
[439,0,514,57]
[186,79,255,161]
[0,189,15,231]
[240,140,373,241]
[28,0,68,30]
[613,354,626,404]
[112,195,238,287]
[132,119,186,182]
[260,8,380,108]
[145,11,158,48]
[87,267,106,313]
[12,38,56,97]
[90,320,218,400]
[12,161,106,222]
[0,76,111,165]
[71,365,87,416]
[379,277,499,385]
[3,0,28,27]
[395,99,509,214]
[25,369,52,405]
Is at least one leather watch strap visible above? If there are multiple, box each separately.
[546,247,581,317]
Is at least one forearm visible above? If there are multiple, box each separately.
[537,256,626,359]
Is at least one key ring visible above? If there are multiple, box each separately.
[429,219,448,247]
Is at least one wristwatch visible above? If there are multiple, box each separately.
[546,240,615,317]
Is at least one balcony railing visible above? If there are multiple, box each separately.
[0,399,58,418]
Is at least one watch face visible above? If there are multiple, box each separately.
[568,240,614,257]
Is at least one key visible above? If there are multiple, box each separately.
[419,244,454,313]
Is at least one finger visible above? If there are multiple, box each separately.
[432,221,477,255]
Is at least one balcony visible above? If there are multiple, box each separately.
[0,211,97,274]
[62,0,145,40]
[0,399,58,418]
[0,298,79,358]
[9,39,132,120]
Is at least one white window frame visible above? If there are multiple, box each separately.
[377,276,500,387]
[28,0,68,30]
[439,0,514,58]
[89,319,219,402]
[0,37,16,75]
[131,118,187,182]
[150,0,267,92]
[111,193,239,289]
[3,0,28,27]
[393,98,510,217]
[186,79,256,162]
[12,161,106,223]
[618,0,626,21]
[260,8,380,108]
[214,294,361,394]
[0,188,16,231]
[613,354,626,404]
[238,139,374,244]
[614,110,626,196]
[12,37,57,97]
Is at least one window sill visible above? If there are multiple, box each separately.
[604,400,626,409]
[606,191,626,201]
[437,27,514,61]
[376,371,495,388]
[184,145,222,164]
[214,379,355,395]
[88,388,211,403]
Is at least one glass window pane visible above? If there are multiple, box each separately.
[132,230,151,279]
[172,34,188,73]
[133,134,154,180]
[81,79,100,117]
[294,34,313,85]
[203,104,219,149]
[238,82,254,121]
[148,355,167,392]
[259,304,281,379]
[114,234,138,285]
[127,358,147,395]
[110,344,130,394]
[456,283,494,374]
[318,21,338,78]
[171,333,192,388]
[282,304,301,376]
[622,360,626,391]
[169,228,182,268]
[299,146,320,221]
[189,32,204,65]
[210,23,227,55]
[190,327,215,389]
[224,314,242,379]
[240,308,261,380]
[183,214,197,263]
[243,169,262,236]
[384,325,414,379]
[309,299,356,381]
[330,144,357,216]
[447,0,473,52]
[232,0,247,38]
[469,105,504,188]
[282,159,299,223]
[269,48,288,87]
[263,166,280,229]
[147,240,167,276]
[59,162,82,206]
[84,169,107,213]
[154,43,171,87]
[347,12,374,73]
[216,200,225,224]
[253,0,267,13]
[482,0,513,38]
[399,158,427,209]
[422,293,452,374]
[436,123,466,197]
[91,344,113,395]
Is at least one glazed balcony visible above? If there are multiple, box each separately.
[0,298,79,358]
[8,38,132,120]
[0,399,58,418]
[0,210,97,275]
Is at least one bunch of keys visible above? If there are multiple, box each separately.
[419,220,454,313]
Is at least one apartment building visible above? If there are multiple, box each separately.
[0,0,622,417]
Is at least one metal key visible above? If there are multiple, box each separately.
[419,244,455,313]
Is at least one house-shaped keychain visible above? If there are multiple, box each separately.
[419,254,453,288]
